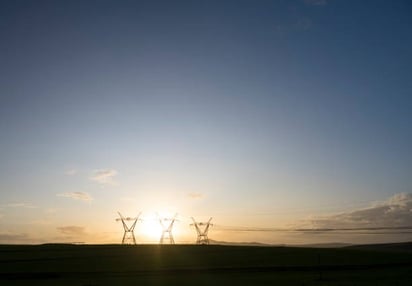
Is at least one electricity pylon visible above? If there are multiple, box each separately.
[190,217,213,244]
[116,212,141,245]
[159,213,178,244]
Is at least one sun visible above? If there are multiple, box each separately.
[137,211,181,242]
[139,216,162,240]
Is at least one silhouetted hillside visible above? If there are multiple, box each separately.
[346,242,412,253]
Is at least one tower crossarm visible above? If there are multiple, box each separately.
[191,217,202,235]
[158,213,178,244]
[116,211,141,245]
[167,218,176,232]
[129,212,141,231]
[190,216,213,244]
[204,217,213,235]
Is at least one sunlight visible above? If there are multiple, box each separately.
[137,211,181,243]
[140,218,162,239]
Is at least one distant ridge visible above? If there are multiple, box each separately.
[208,239,274,247]
[291,242,352,248]
[209,240,412,250]
[9,241,411,251]
[209,240,353,248]
[346,242,412,253]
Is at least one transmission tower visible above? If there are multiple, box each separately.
[190,217,213,244]
[158,213,178,244]
[116,212,141,245]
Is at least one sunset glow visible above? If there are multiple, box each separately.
[0,0,411,246]
[139,219,162,241]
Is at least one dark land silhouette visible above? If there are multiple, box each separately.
[0,243,411,285]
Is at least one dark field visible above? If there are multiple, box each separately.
[1,244,412,285]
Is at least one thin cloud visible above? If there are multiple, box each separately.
[57,192,93,201]
[187,192,204,199]
[31,219,52,225]
[294,17,313,31]
[306,193,412,229]
[5,202,37,208]
[44,208,58,214]
[275,17,314,35]
[65,169,78,176]
[0,232,29,242]
[57,226,86,235]
[90,169,117,185]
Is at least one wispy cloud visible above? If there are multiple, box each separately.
[305,193,412,229]
[187,192,204,199]
[31,219,52,225]
[44,208,58,214]
[65,169,78,176]
[294,17,313,31]
[5,202,37,208]
[90,169,117,185]
[57,192,93,201]
[304,0,327,6]
[0,232,30,242]
[275,17,313,35]
[57,226,86,236]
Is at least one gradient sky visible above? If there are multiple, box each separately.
[0,0,411,244]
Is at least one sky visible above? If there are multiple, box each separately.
[0,0,411,245]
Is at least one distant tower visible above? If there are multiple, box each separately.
[116,212,141,245]
[159,213,178,244]
[190,217,213,244]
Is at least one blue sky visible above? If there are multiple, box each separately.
[0,0,411,244]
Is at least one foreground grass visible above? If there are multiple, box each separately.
[0,244,411,285]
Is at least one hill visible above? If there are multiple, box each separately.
[346,241,412,253]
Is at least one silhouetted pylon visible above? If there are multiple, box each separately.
[159,213,178,244]
[190,217,213,244]
[116,212,141,244]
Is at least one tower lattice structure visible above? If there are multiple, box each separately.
[159,213,178,244]
[116,212,141,245]
[190,217,213,244]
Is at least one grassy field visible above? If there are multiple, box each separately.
[0,243,411,285]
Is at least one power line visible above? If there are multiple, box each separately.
[214,224,412,233]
